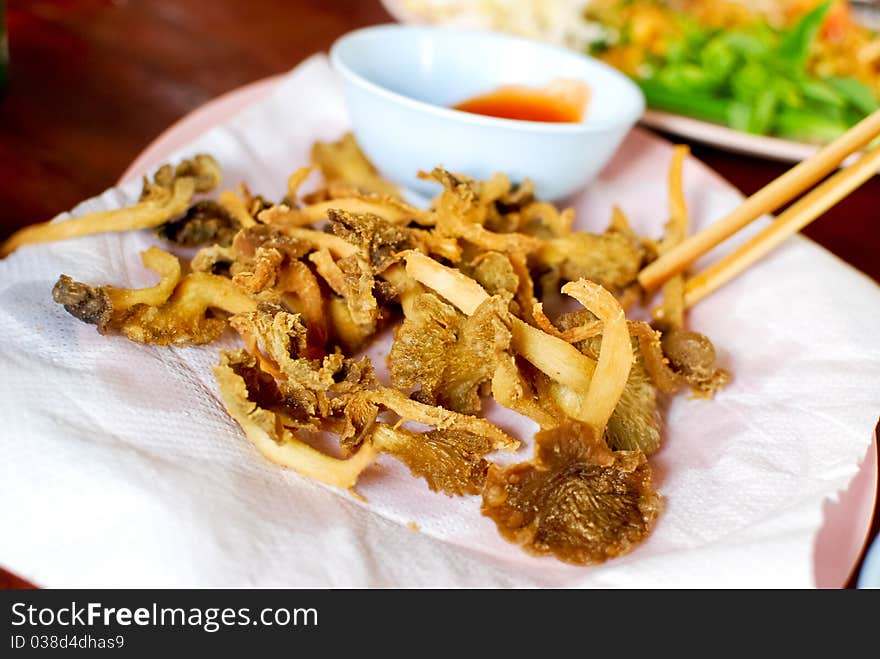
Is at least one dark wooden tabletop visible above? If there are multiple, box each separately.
[1,0,877,589]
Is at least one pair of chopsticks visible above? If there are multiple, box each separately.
[638,108,880,306]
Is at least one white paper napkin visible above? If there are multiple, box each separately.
[1,55,878,588]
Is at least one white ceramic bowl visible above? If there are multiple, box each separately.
[330,24,644,200]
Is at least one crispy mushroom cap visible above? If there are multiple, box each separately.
[389,293,512,415]
[52,275,114,332]
[661,328,730,397]
[53,246,183,335]
[328,209,415,273]
[157,200,240,247]
[482,421,661,565]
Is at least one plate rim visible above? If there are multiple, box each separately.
[116,71,879,589]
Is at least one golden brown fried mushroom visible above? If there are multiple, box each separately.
[118,273,256,345]
[328,209,415,274]
[214,350,377,491]
[389,292,458,404]
[652,145,690,332]
[402,251,598,412]
[283,166,316,205]
[151,153,222,194]
[462,252,520,297]
[293,194,430,227]
[157,200,240,247]
[545,280,633,429]
[52,247,180,334]
[423,168,544,256]
[389,292,512,415]
[230,304,309,378]
[481,420,661,565]
[515,200,574,239]
[532,302,602,343]
[276,262,329,349]
[311,132,401,198]
[309,249,348,296]
[627,320,684,395]
[372,424,495,496]
[602,328,663,455]
[554,316,663,454]
[53,246,182,333]
[218,189,258,229]
[537,229,645,292]
[230,304,376,418]
[191,245,236,275]
[336,255,380,329]
[490,357,561,429]
[661,329,730,398]
[4,179,194,259]
[277,227,357,259]
[54,244,255,345]
[364,387,517,451]
[2,155,221,258]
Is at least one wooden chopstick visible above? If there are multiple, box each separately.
[684,142,880,307]
[638,107,880,292]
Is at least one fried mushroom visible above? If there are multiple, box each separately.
[389,293,512,415]
[118,272,256,345]
[481,420,661,565]
[311,132,401,198]
[364,387,517,451]
[328,209,414,274]
[214,349,377,491]
[230,304,376,418]
[371,424,495,496]
[661,329,730,397]
[53,246,181,334]
[537,229,645,292]
[157,200,240,247]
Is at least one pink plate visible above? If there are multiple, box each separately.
[118,74,878,588]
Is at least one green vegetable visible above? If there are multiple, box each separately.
[825,77,880,115]
[775,108,849,143]
[638,79,732,125]
[749,89,778,134]
[657,63,714,92]
[728,101,752,133]
[730,61,770,103]
[799,79,846,108]
[772,78,804,109]
[778,1,833,69]
[609,0,879,142]
[701,36,736,85]
[719,31,770,59]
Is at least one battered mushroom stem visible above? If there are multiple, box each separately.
[2,179,195,258]
[560,279,634,430]
[2,154,222,258]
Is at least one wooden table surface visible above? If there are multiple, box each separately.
[1,0,877,589]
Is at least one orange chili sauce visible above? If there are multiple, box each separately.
[453,83,585,123]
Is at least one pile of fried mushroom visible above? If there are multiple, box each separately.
[1,135,728,566]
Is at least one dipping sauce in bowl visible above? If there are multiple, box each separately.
[453,79,590,123]
[330,25,644,199]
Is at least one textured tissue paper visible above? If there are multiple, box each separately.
[1,56,878,588]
